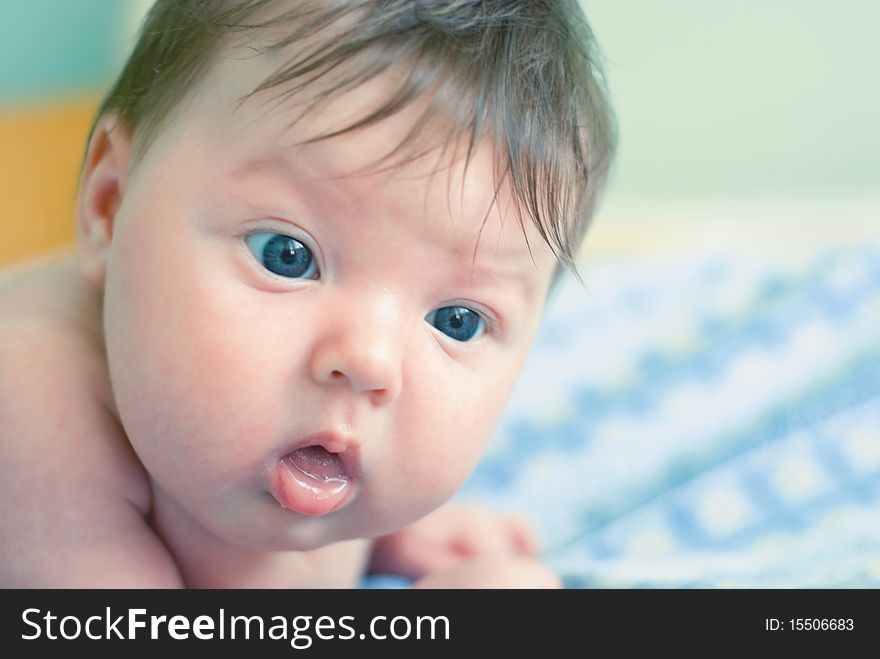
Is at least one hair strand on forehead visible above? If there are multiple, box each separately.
[92,0,616,281]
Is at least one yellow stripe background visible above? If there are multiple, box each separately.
[0,99,97,267]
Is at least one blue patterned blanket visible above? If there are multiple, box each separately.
[455,222,880,588]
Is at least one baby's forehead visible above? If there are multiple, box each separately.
[190,50,507,207]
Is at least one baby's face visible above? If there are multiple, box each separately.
[101,47,557,550]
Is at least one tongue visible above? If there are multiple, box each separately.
[289,445,348,481]
[273,446,352,516]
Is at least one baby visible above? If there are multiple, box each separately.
[0,0,614,588]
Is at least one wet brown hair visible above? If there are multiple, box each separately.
[93,0,615,276]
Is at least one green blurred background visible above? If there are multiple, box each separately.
[587,0,879,208]
[1,0,877,266]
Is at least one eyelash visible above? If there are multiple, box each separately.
[241,225,503,339]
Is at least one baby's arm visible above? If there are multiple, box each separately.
[0,314,182,587]
[369,505,560,588]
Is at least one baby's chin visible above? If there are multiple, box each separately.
[172,461,453,553]
[196,497,389,553]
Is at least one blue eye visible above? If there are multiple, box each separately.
[426,306,486,342]
[245,232,318,280]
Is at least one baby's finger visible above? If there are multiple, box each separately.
[504,515,539,556]
[414,556,561,589]
[450,516,518,557]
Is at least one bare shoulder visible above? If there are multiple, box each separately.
[0,254,170,586]
[0,251,104,332]
[0,252,150,509]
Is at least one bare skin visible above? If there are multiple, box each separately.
[0,254,558,588]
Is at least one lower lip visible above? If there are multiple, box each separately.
[270,453,355,516]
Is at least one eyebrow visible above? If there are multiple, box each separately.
[436,232,541,300]
[227,151,328,190]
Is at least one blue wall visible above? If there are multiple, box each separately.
[0,0,128,104]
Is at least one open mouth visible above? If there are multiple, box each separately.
[272,442,356,516]
[286,445,349,490]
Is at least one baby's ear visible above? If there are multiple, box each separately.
[76,114,133,287]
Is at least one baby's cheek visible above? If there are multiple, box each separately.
[423,360,523,477]
[109,286,271,473]
[387,380,505,505]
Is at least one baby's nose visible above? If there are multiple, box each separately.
[307,298,404,404]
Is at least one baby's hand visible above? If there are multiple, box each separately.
[369,504,547,583]
[411,555,561,589]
